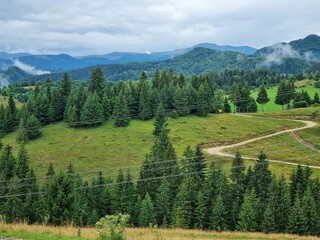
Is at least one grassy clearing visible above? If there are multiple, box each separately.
[1,114,303,177]
[0,95,22,107]
[1,223,319,240]
[251,81,319,112]
[225,133,320,167]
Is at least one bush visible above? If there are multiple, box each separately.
[96,213,129,240]
[170,110,179,119]
[293,101,308,108]
[315,81,320,88]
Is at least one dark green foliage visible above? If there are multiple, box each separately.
[210,194,227,231]
[224,97,231,113]
[15,145,29,179]
[256,83,270,112]
[0,144,16,180]
[16,114,42,142]
[138,78,152,120]
[152,103,166,136]
[155,179,172,226]
[43,171,80,225]
[173,86,190,116]
[194,189,207,229]
[261,202,276,233]
[313,92,320,104]
[138,193,156,227]
[80,93,104,127]
[197,82,211,116]
[66,105,79,128]
[293,100,308,108]
[237,190,259,232]
[113,91,130,127]
[230,151,245,184]
[252,151,272,200]
[287,196,307,235]
[301,187,320,235]
[88,67,106,98]
[46,162,55,177]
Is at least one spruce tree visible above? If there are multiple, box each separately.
[301,186,320,235]
[138,78,152,120]
[261,202,276,233]
[113,91,130,127]
[236,189,259,232]
[80,93,104,127]
[194,189,207,229]
[210,194,227,231]
[287,196,307,235]
[155,178,172,226]
[102,92,112,120]
[88,67,106,98]
[252,151,272,200]
[138,193,156,227]
[0,144,16,180]
[23,168,40,223]
[256,83,270,112]
[172,175,196,228]
[313,92,320,104]
[67,105,78,128]
[152,103,167,136]
[59,73,72,100]
[230,151,245,184]
[275,81,288,110]
[25,115,42,140]
[34,94,51,124]
[15,145,29,179]
[173,86,190,116]
[197,83,210,116]
[46,162,55,177]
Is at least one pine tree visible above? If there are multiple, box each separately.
[275,81,289,110]
[152,69,161,90]
[261,202,276,233]
[152,103,167,136]
[138,193,156,227]
[252,151,272,200]
[313,92,320,104]
[1,176,22,223]
[210,194,227,231]
[51,88,65,121]
[113,91,130,127]
[80,93,104,127]
[59,73,72,99]
[173,86,190,116]
[15,145,29,179]
[194,189,207,229]
[256,83,270,112]
[46,162,55,177]
[138,79,152,120]
[287,196,307,235]
[230,151,245,184]
[197,83,211,116]
[88,67,106,98]
[301,186,320,235]
[34,94,51,124]
[172,176,196,228]
[0,144,16,180]
[66,105,78,128]
[236,190,259,232]
[155,178,172,226]
[23,168,40,223]
[101,92,112,120]
[25,115,42,140]
[45,78,52,103]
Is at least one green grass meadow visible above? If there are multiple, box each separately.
[1,114,303,178]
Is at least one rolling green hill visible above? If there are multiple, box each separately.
[1,114,303,178]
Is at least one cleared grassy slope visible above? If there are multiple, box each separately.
[1,114,303,177]
[251,80,319,112]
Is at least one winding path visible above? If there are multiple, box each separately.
[206,115,320,169]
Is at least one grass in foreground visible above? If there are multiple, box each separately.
[1,223,319,240]
[1,114,302,177]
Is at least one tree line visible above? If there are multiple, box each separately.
[0,109,319,236]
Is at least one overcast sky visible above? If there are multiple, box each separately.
[1,0,320,56]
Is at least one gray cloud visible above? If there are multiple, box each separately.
[0,0,320,56]
[13,59,50,75]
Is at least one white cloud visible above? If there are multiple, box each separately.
[0,0,320,55]
[13,59,51,75]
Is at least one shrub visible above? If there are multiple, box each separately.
[293,101,308,108]
[96,213,129,240]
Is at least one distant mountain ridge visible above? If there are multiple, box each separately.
[0,42,257,72]
[1,34,320,84]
